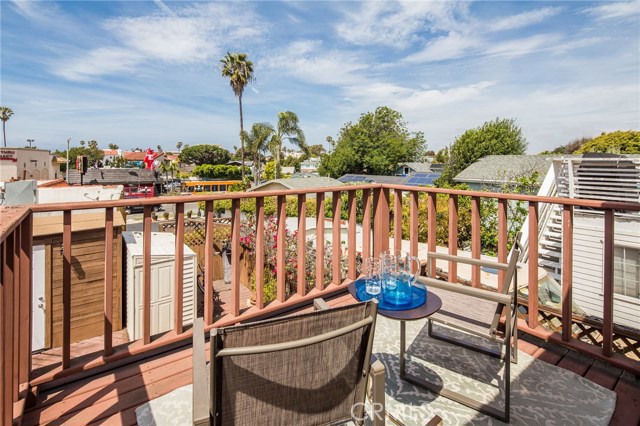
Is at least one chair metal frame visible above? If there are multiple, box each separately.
[412,240,522,423]
[192,299,385,426]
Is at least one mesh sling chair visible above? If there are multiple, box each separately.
[192,299,385,426]
[413,237,522,423]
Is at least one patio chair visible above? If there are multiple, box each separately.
[414,237,522,423]
[192,298,385,426]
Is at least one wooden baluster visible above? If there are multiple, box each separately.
[373,187,390,257]
[471,196,481,287]
[231,199,241,316]
[410,191,418,273]
[448,195,458,283]
[12,225,20,399]
[104,208,114,355]
[316,193,325,291]
[347,191,357,280]
[142,206,151,344]
[62,210,72,364]
[562,204,573,342]
[1,237,13,425]
[394,189,402,252]
[277,195,286,302]
[174,203,184,334]
[298,194,307,295]
[362,189,371,260]
[528,201,539,329]
[332,191,341,285]
[498,199,508,290]
[602,209,614,357]
[255,197,265,308]
[204,201,214,324]
[19,213,32,383]
[427,193,436,278]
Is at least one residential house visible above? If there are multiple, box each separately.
[300,157,321,174]
[101,148,121,165]
[250,176,343,193]
[453,155,552,191]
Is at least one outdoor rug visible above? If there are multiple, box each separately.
[136,316,616,426]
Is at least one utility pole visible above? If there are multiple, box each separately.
[66,137,72,181]
[27,139,34,148]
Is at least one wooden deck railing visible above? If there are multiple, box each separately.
[1,183,639,423]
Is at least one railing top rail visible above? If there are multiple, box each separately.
[0,205,31,243]
[21,181,640,213]
[382,183,640,212]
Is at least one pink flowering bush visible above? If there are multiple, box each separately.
[241,215,361,303]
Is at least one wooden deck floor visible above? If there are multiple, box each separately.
[23,292,640,426]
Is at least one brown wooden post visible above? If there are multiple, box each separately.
[562,204,573,342]
[19,214,32,384]
[230,199,241,316]
[298,194,307,295]
[1,238,13,426]
[394,189,402,252]
[362,189,371,260]
[471,196,481,287]
[528,201,539,329]
[142,206,152,344]
[204,201,215,324]
[427,193,436,278]
[277,195,286,301]
[174,203,184,334]
[602,209,614,357]
[448,194,458,283]
[315,193,325,291]
[255,197,265,308]
[332,191,342,285]
[62,210,72,365]
[498,199,508,289]
[347,191,357,280]
[103,207,114,355]
[410,191,419,272]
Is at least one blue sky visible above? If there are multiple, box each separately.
[1,0,639,154]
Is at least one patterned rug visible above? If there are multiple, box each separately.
[136,316,616,426]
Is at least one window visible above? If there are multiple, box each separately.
[614,246,640,299]
[404,167,409,175]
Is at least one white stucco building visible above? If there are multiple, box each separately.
[0,148,63,182]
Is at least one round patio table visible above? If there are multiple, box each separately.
[347,280,442,382]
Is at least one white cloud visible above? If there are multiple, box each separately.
[488,7,562,32]
[405,32,482,62]
[583,1,640,21]
[335,1,468,48]
[52,2,267,81]
[485,34,561,58]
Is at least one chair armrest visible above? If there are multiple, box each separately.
[192,318,210,426]
[417,276,513,305]
[426,251,510,271]
[370,359,386,426]
[313,298,330,311]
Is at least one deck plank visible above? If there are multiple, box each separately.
[556,348,595,377]
[609,371,640,426]
[584,360,623,390]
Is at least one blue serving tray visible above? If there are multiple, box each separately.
[354,278,427,311]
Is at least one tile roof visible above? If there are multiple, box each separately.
[453,155,552,185]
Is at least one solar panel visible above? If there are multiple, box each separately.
[405,173,441,186]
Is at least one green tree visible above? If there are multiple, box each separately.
[178,144,231,165]
[0,106,13,148]
[176,141,183,152]
[307,144,326,157]
[193,164,245,180]
[575,130,640,154]
[220,52,255,180]
[87,140,98,150]
[263,161,276,180]
[108,143,119,150]
[539,137,591,155]
[434,147,449,164]
[439,118,527,184]
[271,111,307,179]
[318,106,426,178]
[243,122,275,184]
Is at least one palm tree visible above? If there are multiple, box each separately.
[243,122,274,185]
[1,107,14,147]
[220,52,254,181]
[176,141,183,152]
[272,111,307,179]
